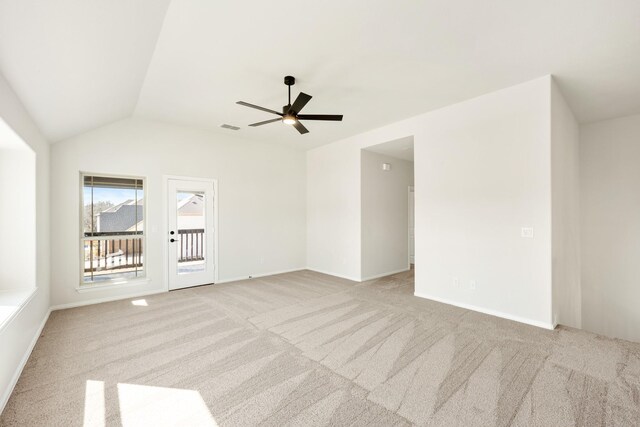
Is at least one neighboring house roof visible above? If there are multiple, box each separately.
[96,200,143,233]
[176,195,205,230]
[98,196,203,233]
[177,194,204,215]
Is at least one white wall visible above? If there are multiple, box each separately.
[50,118,306,307]
[550,81,581,328]
[0,141,35,291]
[308,76,556,328]
[417,78,553,328]
[306,141,362,280]
[0,73,50,411]
[580,113,640,342]
[361,150,414,280]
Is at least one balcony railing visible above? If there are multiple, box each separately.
[83,235,144,282]
[178,228,205,262]
[82,229,204,282]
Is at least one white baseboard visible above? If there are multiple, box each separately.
[304,268,361,282]
[307,267,409,283]
[53,268,309,308]
[215,268,307,285]
[360,268,410,282]
[414,291,555,330]
[0,308,51,414]
[50,289,165,311]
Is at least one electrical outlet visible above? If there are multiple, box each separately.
[470,280,477,290]
[453,277,459,288]
[521,227,534,238]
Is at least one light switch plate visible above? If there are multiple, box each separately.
[521,227,534,238]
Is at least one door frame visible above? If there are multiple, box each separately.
[408,185,414,268]
[163,175,219,291]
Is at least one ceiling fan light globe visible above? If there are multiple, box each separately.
[282,115,296,125]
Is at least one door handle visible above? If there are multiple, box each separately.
[170,238,178,243]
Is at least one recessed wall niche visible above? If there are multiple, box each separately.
[0,118,36,293]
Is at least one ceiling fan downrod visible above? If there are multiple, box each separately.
[284,75,295,107]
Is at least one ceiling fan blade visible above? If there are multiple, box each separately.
[236,101,283,116]
[288,92,312,114]
[292,120,309,134]
[249,118,281,127]
[297,114,343,121]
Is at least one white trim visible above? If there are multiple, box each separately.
[75,278,151,293]
[304,268,361,282]
[213,180,219,284]
[408,185,415,268]
[51,289,164,311]
[360,268,410,282]
[0,307,50,414]
[307,267,408,283]
[215,268,307,284]
[163,174,220,183]
[0,287,38,332]
[414,291,556,330]
[163,177,169,292]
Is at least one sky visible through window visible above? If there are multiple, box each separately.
[82,188,190,205]
[83,187,142,206]
[177,192,192,202]
[83,187,195,206]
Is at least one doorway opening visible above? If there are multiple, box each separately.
[360,136,415,280]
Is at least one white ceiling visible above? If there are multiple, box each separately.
[1,1,639,149]
[0,0,171,142]
[364,137,414,162]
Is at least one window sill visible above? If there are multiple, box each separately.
[0,287,38,332]
[76,278,150,293]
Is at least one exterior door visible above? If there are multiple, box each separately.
[167,178,215,290]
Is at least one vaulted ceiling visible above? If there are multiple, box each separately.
[1,0,639,149]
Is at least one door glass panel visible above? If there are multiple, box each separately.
[176,191,206,274]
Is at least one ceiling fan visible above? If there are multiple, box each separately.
[236,76,343,135]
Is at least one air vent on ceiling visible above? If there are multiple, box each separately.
[220,124,241,130]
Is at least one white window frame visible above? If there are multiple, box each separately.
[79,172,147,287]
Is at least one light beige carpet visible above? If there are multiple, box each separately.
[2,269,639,426]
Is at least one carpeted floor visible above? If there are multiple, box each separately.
[2,269,639,426]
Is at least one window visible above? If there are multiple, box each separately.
[81,174,145,284]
